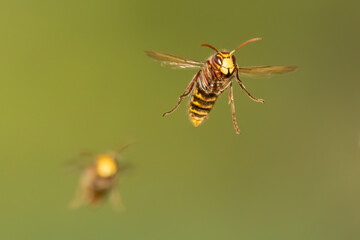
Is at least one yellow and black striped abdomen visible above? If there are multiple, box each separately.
[189,87,218,127]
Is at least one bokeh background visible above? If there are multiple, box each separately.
[0,0,359,239]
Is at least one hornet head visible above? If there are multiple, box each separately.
[201,38,262,77]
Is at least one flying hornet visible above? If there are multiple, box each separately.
[69,145,131,211]
[146,38,296,134]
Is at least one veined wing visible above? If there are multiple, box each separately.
[146,51,203,69]
[238,65,297,78]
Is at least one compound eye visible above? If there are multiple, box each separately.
[231,55,236,64]
[214,55,222,66]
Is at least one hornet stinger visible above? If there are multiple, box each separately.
[146,38,296,134]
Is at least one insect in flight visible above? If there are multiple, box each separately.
[69,145,131,211]
[146,38,296,134]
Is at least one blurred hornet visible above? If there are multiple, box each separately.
[70,146,130,211]
[146,38,296,134]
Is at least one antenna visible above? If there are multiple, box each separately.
[201,44,219,53]
[230,38,262,55]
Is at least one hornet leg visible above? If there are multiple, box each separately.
[163,71,200,117]
[229,83,240,134]
[235,67,265,103]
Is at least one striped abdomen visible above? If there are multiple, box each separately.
[189,86,218,126]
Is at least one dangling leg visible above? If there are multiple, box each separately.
[163,71,201,116]
[109,189,124,213]
[235,67,265,103]
[229,83,240,134]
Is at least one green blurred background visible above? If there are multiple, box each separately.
[0,0,359,239]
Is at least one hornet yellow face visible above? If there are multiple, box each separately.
[202,38,262,77]
[95,154,118,178]
[213,52,236,76]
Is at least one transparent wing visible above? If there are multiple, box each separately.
[69,169,93,209]
[65,150,95,173]
[146,51,203,69]
[69,183,86,209]
[238,65,297,78]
